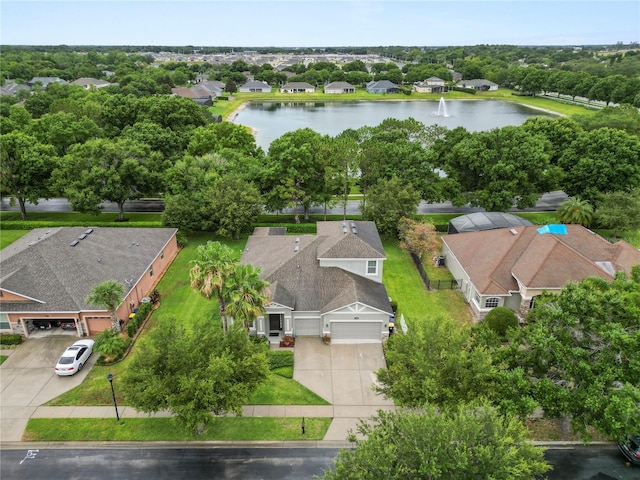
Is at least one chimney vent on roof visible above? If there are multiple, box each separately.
[509,229,518,235]
[70,240,79,246]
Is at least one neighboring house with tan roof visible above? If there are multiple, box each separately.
[413,77,448,94]
[441,224,640,320]
[241,221,393,343]
[0,227,178,338]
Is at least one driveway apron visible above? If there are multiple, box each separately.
[0,337,97,442]
[292,338,395,441]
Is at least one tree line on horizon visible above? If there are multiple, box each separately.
[1,43,639,106]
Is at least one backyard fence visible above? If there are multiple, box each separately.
[409,252,460,291]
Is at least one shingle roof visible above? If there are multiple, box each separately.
[282,82,314,89]
[442,225,640,295]
[0,227,177,313]
[457,79,498,87]
[72,78,111,87]
[367,80,399,89]
[240,81,272,89]
[242,221,391,314]
[316,221,385,259]
[325,81,355,89]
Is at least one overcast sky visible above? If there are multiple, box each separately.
[1,1,638,47]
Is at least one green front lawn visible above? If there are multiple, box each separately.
[24,417,332,442]
[250,373,330,405]
[0,230,28,249]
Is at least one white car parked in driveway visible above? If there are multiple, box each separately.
[54,339,95,376]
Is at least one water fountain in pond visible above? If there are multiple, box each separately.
[435,97,449,117]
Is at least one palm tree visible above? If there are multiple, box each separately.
[225,264,269,332]
[557,196,594,226]
[85,280,126,332]
[190,241,239,334]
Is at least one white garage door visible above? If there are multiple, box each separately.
[295,318,321,337]
[331,322,382,342]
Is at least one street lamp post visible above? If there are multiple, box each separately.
[106,373,120,421]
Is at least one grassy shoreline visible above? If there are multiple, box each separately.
[217,87,596,121]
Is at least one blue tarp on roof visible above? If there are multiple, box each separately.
[537,224,568,235]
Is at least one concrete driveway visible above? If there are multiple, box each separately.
[0,336,98,442]
[293,338,395,441]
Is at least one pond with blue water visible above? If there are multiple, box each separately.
[231,99,557,150]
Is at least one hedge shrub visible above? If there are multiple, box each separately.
[272,366,293,378]
[267,350,294,370]
[484,307,519,338]
[451,86,477,95]
[0,221,162,230]
[126,301,153,338]
[0,333,23,345]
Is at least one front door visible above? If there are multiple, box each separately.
[269,314,283,336]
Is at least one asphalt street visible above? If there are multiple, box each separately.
[0,191,567,215]
[1,445,636,480]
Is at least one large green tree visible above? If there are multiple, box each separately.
[207,174,264,240]
[0,131,57,220]
[375,314,495,407]
[361,176,421,238]
[261,128,326,223]
[122,317,269,435]
[54,138,158,221]
[494,271,640,440]
[187,121,261,158]
[320,402,550,480]
[441,126,560,211]
[558,127,640,204]
[594,189,640,235]
[354,119,444,205]
[85,280,126,332]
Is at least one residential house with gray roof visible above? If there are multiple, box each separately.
[324,81,356,94]
[456,79,498,91]
[280,82,315,93]
[0,227,178,337]
[241,221,393,343]
[27,77,68,88]
[366,80,401,94]
[238,80,272,93]
[72,78,111,89]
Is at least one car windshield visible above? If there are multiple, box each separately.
[58,356,74,365]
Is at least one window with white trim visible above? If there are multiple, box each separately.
[366,260,378,275]
[485,297,500,308]
[0,314,10,329]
